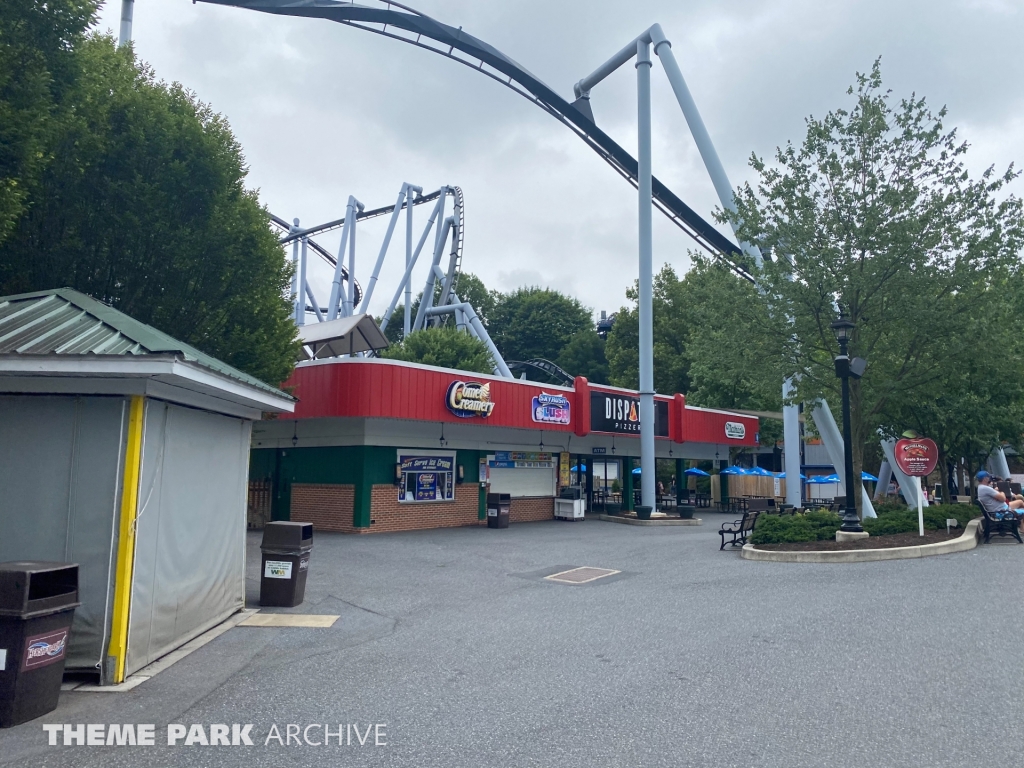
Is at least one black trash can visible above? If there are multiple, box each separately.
[486,493,511,529]
[0,562,79,728]
[260,523,313,608]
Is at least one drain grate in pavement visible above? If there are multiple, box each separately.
[544,567,621,585]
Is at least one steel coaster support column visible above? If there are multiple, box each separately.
[405,187,417,338]
[118,0,134,47]
[783,377,802,508]
[989,446,1012,479]
[289,218,300,321]
[361,184,409,312]
[424,301,513,378]
[296,237,309,326]
[812,399,877,518]
[650,26,763,268]
[436,218,461,313]
[874,460,892,501]
[328,197,357,321]
[343,198,364,318]
[305,281,324,323]
[413,216,454,331]
[381,193,446,333]
[636,39,656,513]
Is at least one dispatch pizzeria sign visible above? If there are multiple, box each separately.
[590,392,668,436]
[446,381,495,419]
[893,437,939,477]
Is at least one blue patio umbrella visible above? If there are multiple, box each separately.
[807,473,841,484]
[683,467,710,477]
[747,466,774,476]
[719,466,750,475]
[775,471,807,480]
[861,471,879,482]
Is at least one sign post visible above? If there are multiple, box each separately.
[893,437,939,536]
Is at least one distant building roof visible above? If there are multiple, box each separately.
[0,288,293,414]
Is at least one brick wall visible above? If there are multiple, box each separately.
[510,496,554,523]
[367,483,482,534]
[291,483,357,533]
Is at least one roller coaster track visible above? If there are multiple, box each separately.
[268,185,464,312]
[198,0,755,282]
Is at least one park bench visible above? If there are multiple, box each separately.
[719,510,760,550]
[976,500,1023,544]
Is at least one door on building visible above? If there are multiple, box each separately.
[590,458,621,513]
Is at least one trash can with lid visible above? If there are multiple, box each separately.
[260,522,313,607]
[486,493,511,529]
[0,562,80,727]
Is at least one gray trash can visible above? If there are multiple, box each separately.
[486,493,511,529]
[260,523,313,607]
[0,562,80,727]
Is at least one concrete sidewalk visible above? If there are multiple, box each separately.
[1,516,1021,767]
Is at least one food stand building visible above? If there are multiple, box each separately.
[250,357,759,533]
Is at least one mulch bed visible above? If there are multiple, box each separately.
[755,529,970,551]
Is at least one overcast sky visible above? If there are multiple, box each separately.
[96,0,1024,318]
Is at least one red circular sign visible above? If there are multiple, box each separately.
[893,437,939,477]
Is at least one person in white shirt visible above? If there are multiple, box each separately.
[976,471,1024,527]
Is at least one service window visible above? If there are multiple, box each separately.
[398,453,456,503]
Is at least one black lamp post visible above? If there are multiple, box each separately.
[831,315,864,533]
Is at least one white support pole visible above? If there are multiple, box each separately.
[380,194,446,333]
[917,477,925,536]
[783,378,802,508]
[875,460,892,501]
[650,26,763,268]
[405,189,414,339]
[360,185,408,312]
[304,281,324,323]
[295,237,309,326]
[636,39,655,513]
[989,446,1012,479]
[327,198,356,321]
[343,199,362,318]
[811,399,876,518]
[289,218,300,322]
[413,217,454,331]
[118,0,134,48]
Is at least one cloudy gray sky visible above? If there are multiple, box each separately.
[97,0,1024,318]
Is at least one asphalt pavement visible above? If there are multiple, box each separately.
[1,513,1021,767]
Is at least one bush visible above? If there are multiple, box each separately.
[750,511,842,545]
[863,503,977,536]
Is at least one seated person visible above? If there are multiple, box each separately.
[976,471,1024,525]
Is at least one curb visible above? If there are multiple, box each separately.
[740,519,981,563]
[68,608,258,692]
[597,514,702,526]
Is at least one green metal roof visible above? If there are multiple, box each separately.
[0,288,291,400]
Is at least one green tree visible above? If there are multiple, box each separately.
[0,32,300,385]
[452,272,497,326]
[606,265,691,395]
[724,60,1024,502]
[557,330,609,384]
[381,326,494,373]
[0,0,99,244]
[489,286,593,363]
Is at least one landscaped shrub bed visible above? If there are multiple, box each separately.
[749,503,979,545]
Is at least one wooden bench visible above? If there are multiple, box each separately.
[977,500,1023,544]
[719,510,760,550]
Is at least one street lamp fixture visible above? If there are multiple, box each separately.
[831,314,864,533]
